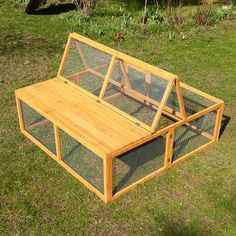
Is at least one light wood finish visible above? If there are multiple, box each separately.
[15,96,25,132]
[15,79,150,159]
[57,36,72,77]
[76,41,89,69]
[70,33,177,81]
[213,103,224,143]
[58,75,153,132]
[164,129,174,169]
[99,56,117,99]
[104,157,112,202]
[175,79,187,119]
[54,125,61,161]
[151,79,175,131]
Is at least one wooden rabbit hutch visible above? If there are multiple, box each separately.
[15,33,224,202]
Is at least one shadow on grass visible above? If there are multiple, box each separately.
[219,114,231,139]
[27,3,77,15]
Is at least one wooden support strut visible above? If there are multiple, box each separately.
[99,56,117,99]
[151,79,175,131]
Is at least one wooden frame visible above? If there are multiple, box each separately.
[15,33,224,203]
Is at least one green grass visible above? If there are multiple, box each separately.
[0,1,236,235]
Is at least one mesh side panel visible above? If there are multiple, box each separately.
[60,39,112,96]
[21,101,56,154]
[172,110,217,162]
[113,136,165,194]
[182,87,216,115]
[79,42,112,74]
[61,40,85,78]
[103,61,172,127]
[59,129,104,193]
[166,85,180,113]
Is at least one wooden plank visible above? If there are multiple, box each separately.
[15,79,150,158]
[57,35,72,77]
[99,56,117,99]
[213,103,224,143]
[175,79,187,119]
[151,79,175,131]
[54,125,61,161]
[15,95,25,132]
[70,33,177,81]
[104,156,112,202]
[58,76,153,132]
[164,129,174,169]
[76,41,89,69]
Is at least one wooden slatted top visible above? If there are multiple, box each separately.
[16,79,151,158]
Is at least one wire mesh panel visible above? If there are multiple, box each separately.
[113,135,166,194]
[182,87,216,116]
[60,39,112,96]
[21,101,56,154]
[172,110,217,162]
[59,129,104,193]
[103,60,173,128]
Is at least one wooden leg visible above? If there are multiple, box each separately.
[213,103,224,143]
[104,156,113,202]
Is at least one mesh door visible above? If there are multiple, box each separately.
[60,39,112,96]
[21,101,56,154]
[103,60,171,127]
[113,136,165,194]
[59,129,104,193]
[172,110,217,162]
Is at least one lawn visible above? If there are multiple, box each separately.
[0,1,236,235]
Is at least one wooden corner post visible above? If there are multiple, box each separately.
[15,96,24,133]
[213,103,224,143]
[54,125,61,161]
[104,156,113,202]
